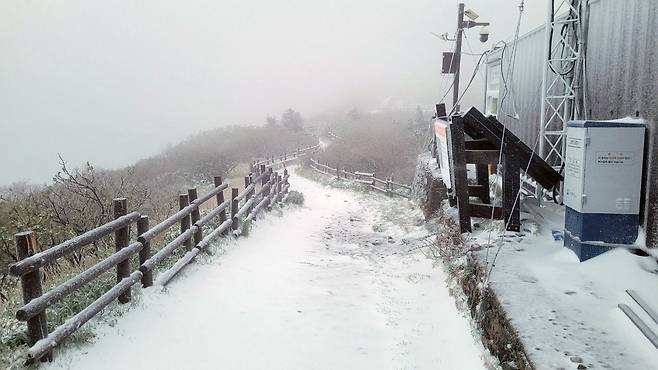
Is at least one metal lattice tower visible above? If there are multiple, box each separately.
[539,0,585,169]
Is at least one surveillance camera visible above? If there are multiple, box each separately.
[479,26,490,43]
[464,9,479,20]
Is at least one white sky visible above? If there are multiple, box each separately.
[0,0,544,185]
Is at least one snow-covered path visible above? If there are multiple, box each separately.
[47,170,486,370]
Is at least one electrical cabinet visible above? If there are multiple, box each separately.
[563,119,645,261]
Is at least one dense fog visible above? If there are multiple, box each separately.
[0,0,543,185]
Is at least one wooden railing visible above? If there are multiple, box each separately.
[252,144,320,170]
[8,153,305,363]
[308,159,412,199]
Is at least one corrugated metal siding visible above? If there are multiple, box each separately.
[484,0,658,246]
[490,27,545,146]
[587,0,658,246]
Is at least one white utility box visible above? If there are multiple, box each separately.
[563,119,645,261]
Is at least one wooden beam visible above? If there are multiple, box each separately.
[470,202,503,219]
[462,108,562,189]
[465,139,497,150]
[465,149,500,164]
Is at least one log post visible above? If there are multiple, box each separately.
[448,116,472,233]
[214,176,227,223]
[244,175,252,216]
[231,188,239,231]
[179,194,192,251]
[386,177,392,196]
[113,198,131,304]
[137,216,152,287]
[15,231,51,361]
[260,165,267,186]
[187,188,203,246]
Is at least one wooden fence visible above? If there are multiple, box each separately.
[308,158,412,199]
[8,147,317,363]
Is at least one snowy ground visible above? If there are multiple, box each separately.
[45,169,488,370]
[470,201,658,370]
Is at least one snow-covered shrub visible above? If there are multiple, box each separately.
[286,191,304,206]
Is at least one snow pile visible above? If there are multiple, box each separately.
[470,201,658,370]
[44,168,489,370]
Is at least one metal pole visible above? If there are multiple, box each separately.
[453,3,465,113]
[536,0,553,201]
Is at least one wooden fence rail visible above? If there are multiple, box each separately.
[7,145,310,363]
[308,158,412,199]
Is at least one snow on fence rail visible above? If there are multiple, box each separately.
[252,144,320,170]
[7,149,309,364]
[308,158,412,199]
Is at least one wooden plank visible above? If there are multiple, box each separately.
[15,231,50,362]
[465,149,499,164]
[10,211,141,276]
[448,115,472,233]
[113,198,131,304]
[464,139,498,150]
[469,203,503,219]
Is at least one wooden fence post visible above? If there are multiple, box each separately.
[260,165,267,186]
[244,175,252,216]
[179,194,192,251]
[386,177,392,196]
[214,176,226,221]
[336,166,340,179]
[113,198,131,304]
[15,231,51,361]
[231,188,239,231]
[187,188,203,246]
[137,216,153,287]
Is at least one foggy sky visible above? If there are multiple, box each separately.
[0,0,544,185]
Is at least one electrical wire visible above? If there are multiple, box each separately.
[483,0,525,276]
